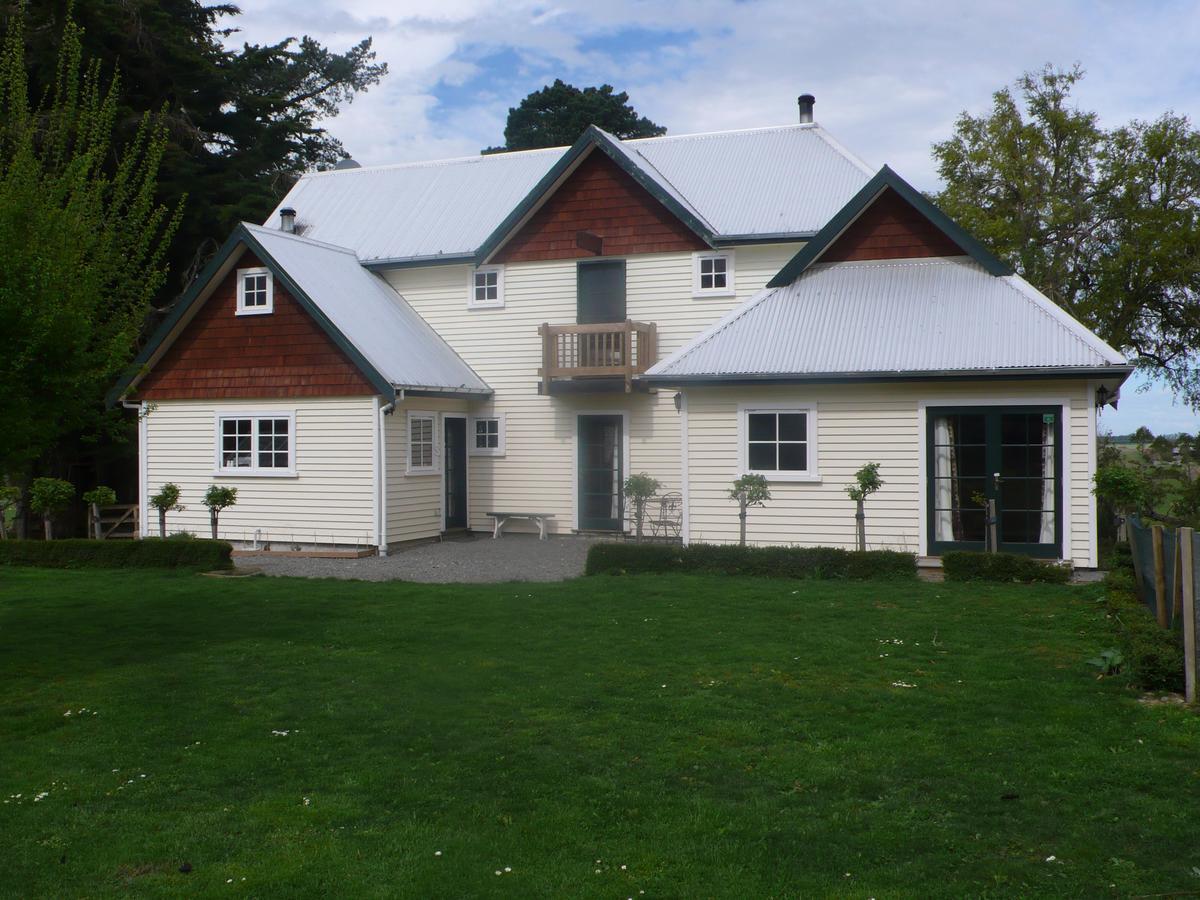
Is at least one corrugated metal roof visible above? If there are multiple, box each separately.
[247,225,489,393]
[266,124,873,263]
[646,257,1127,380]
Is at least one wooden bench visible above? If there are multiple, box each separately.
[487,511,555,540]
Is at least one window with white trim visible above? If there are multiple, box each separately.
[740,405,818,481]
[469,415,505,456]
[236,267,274,315]
[693,252,734,297]
[216,414,294,475]
[407,412,438,473]
[468,265,504,308]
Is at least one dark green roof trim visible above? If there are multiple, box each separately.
[640,365,1135,388]
[475,125,716,264]
[712,232,815,246]
[766,165,1014,288]
[361,253,475,271]
[107,223,395,405]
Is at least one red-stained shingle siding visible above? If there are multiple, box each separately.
[494,151,707,263]
[821,188,964,263]
[136,252,376,400]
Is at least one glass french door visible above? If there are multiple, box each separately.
[578,415,624,531]
[927,407,1062,558]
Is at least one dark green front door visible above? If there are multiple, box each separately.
[444,417,467,530]
[927,407,1063,558]
[578,415,623,531]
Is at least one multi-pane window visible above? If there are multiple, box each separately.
[236,267,273,315]
[470,416,505,456]
[747,412,808,471]
[740,406,817,480]
[694,253,734,295]
[469,266,504,308]
[218,415,292,473]
[408,414,436,472]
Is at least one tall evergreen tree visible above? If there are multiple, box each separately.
[484,79,665,154]
[7,1,387,295]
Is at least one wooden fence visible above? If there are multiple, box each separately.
[1129,518,1199,703]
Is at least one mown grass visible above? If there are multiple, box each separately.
[1,568,1198,897]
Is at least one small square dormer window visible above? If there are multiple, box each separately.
[468,266,504,309]
[693,252,735,297]
[237,267,273,315]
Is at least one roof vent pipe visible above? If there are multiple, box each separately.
[279,207,296,234]
[797,93,815,124]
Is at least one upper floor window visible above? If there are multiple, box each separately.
[216,413,294,475]
[693,252,735,297]
[469,266,504,309]
[236,267,274,315]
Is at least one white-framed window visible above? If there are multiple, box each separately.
[469,414,506,456]
[693,252,735,297]
[407,411,439,474]
[236,267,274,315]
[214,412,295,476]
[738,403,819,482]
[468,265,504,309]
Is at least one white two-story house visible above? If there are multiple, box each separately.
[110,99,1132,566]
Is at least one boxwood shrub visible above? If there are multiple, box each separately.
[942,550,1072,584]
[0,538,233,571]
[585,542,916,580]
[1101,546,1184,692]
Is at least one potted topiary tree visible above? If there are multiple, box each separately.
[846,462,883,552]
[729,474,770,546]
[150,483,184,538]
[29,477,74,540]
[81,486,117,539]
[203,485,237,539]
[623,472,661,542]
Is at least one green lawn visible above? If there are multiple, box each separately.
[1,569,1198,897]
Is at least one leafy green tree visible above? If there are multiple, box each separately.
[12,1,387,296]
[28,477,74,539]
[0,485,19,540]
[933,65,1200,406]
[1149,434,1176,464]
[846,462,884,552]
[484,79,665,154]
[150,483,184,538]
[203,485,237,539]
[729,474,771,547]
[622,472,662,543]
[0,8,180,480]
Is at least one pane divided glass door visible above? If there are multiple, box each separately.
[578,415,624,531]
[928,407,1061,559]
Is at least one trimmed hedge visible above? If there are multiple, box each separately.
[0,538,233,571]
[585,542,917,580]
[942,551,1072,584]
[1101,548,1184,692]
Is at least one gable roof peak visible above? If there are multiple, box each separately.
[766,164,1013,288]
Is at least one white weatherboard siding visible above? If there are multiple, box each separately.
[384,396,469,545]
[143,397,377,547]
[684,380,1096,567]
[383,244,799,535]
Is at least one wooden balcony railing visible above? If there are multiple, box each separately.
[538,320,658,393]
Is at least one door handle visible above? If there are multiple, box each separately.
[993,472,1002,490]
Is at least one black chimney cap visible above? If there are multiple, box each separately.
[797,94,815,124]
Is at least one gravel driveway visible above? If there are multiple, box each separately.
[236,533,602,583]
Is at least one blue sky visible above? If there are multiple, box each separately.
[225,0,1200,434]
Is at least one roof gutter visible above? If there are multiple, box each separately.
[639,365,1136,387]
[361,253,476,271]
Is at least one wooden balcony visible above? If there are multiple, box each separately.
[538,320,658,393]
